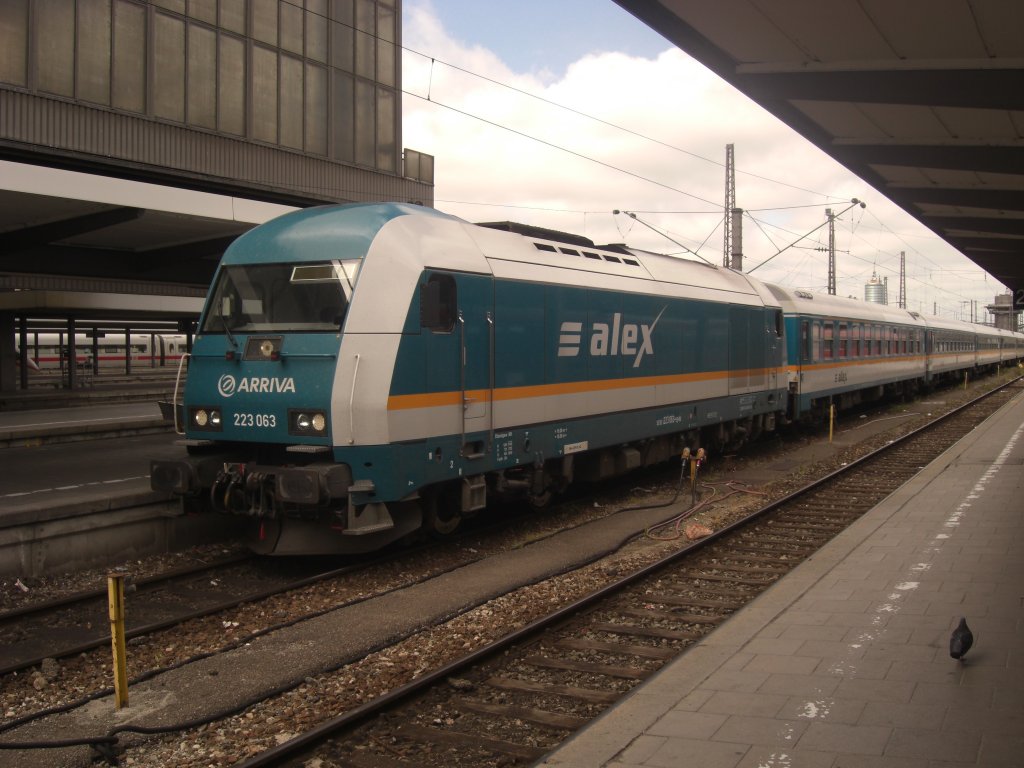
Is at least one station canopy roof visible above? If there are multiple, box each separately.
[0,160,296,292]
[615,0,1024,299]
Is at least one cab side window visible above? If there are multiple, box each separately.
[420,274,457,332]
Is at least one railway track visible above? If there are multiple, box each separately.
[0,553,372,676]
[237,376,1022,768]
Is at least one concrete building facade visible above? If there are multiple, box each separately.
[0,0,433,205]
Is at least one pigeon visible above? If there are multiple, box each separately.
[950,617,973,660]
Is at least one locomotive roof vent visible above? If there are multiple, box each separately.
[795,290,814,299]
[530,240,642,269]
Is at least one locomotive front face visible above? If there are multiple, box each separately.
[183,260,359,446]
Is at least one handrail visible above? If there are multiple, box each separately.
[172,352,190,435]
[348,353,360,444]
[458,311,467,453]
[487,311,495,450]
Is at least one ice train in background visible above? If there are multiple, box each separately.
[17,332,188,372]
[149,203,1024,555]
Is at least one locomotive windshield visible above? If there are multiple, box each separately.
[201,260,359,334]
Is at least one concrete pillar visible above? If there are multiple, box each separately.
[0,312,15,391]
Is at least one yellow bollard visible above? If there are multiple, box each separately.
[107,573,129,709]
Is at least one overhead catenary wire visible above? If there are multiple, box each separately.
[273,0,999,312]
[613,210,717,265]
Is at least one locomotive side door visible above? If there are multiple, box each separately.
[421,271,494,457]
[766,308,783,393]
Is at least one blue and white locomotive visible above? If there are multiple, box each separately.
[150,203,1022,554]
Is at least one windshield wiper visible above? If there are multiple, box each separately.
[221,314,239,351]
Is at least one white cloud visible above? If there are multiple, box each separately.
[401,4,1006,319]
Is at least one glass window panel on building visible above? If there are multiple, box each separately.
[0,0,29,86]
[153,13,186,121]
[377,38,395,87]
[252,0,278,46]
[306,0,328,62]
[34,0,75,96]
[280,0,303,54]
[376,87,395,171]
[187,0,216,25]
[187,23,216,128]
[331,70,355,162]
[354,78,375,167]
[377,1,395,42]
[112,0,146,112]
[305,62,327,154]
[77,0,112,105]
[354,0,376,79]
[252,44,278,143]
[330,11,354,73]
[218,33,245,135]
[280,54,303,149]
[219,0,246,34]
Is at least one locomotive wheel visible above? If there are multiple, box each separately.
[527,489,552,508]
[424,492,461,536]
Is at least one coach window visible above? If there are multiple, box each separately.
[420,274,457,332]
[852,324,861,357]
[801,320,811,361]
[823,322,834,359]
[838,323,848,358]
[812,322,821,362]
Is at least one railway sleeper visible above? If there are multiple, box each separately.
[695,562,789,575]
[589,621,703,641]
[667,580,766,597]
[457,699,588,731]
[709,552,805,566]
[523,654,652,680]
[765,520,845,532]
[676,571,776,587]
[396,723,547,760]
[622,606,727,625]
[485,676,620,704]
[556,637,676,659]
[640,594,743,609]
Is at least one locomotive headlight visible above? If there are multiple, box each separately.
[259,339,275,358]
[289,409,327,435]
[189,406,224,432]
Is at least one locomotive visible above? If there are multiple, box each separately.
[150,203,1022,554]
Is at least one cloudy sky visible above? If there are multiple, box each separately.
[400,0,1004,322]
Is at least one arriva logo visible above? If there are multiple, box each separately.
[558,307,666,368]
[217,374,296,398]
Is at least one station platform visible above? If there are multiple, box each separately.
[541,389,1024,767]
[0,400,229,579]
